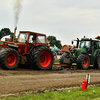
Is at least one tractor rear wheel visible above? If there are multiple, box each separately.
[0,48,19,69]
[77,54,90,70]
[29,46,54,70]
[94,55,100,69]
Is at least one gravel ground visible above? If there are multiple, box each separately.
[0,66,100,97]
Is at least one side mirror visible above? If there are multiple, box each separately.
[72,40,74,44]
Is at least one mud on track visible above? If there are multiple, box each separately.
[0,66,100,97]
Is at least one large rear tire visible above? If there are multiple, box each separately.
[29,46,54,70]
[76,54,90,70]
[0,48,19,69]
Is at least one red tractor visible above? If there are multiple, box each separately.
[0,31,54,70]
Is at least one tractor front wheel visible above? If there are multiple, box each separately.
[0,48,19,69]
[77,54,90,70]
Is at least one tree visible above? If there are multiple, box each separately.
[47,36,62,49]
[0,28,14,39]
[55,40,62,49]
[47,36,56,46]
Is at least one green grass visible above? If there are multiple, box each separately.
[54,58,60,64]
[54,58,60,60]
[54,62,60,64]
[1,86,100,100]
[54,58,77,65]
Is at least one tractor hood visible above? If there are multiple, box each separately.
[73,48,87,57]
[8,42,25,48]
[0,41,25,49]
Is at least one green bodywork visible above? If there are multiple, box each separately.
[73,48,98,57]
[73,48,87,58]
[93,49,98,56]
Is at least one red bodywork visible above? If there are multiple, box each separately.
[0,31,48,64]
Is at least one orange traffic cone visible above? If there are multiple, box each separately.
[82,74,90,90]
[82,78,87,90]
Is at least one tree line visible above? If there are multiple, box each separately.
[47,36,62,49]
[0,28,14,39]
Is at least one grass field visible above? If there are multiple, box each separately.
[1,86,100,100]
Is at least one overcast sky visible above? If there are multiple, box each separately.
[1,0,100,45]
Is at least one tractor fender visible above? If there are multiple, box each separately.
[77,52,90,60]
[28,46,40,54]
[95,49,100,57]
[81,51,89,56]
[29,45,48,54]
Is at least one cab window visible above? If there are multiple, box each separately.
[29,34,36,43]
[79,41,90,48]
[18,33,28,42]
[38,35,45,43]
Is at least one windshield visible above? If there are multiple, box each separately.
[79,41,90,48]
[38,35,46,43]
[18,33,28,42]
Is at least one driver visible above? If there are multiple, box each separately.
[32,35,36,43]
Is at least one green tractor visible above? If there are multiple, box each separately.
[60,37,100,69]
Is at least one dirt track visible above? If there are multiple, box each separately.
[0,66,100,97]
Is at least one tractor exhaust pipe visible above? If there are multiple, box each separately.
[13,27,17,42]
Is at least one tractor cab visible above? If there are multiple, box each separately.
[77,38,100,56]
[8,31,48,54]
[18,31,47,45]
